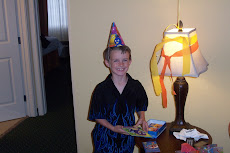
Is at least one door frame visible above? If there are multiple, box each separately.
[17,0,46,117]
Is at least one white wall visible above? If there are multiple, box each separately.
[68,0,230,152]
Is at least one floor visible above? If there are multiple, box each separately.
[0,117,26,138]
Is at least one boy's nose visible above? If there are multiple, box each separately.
[119,62,124,66]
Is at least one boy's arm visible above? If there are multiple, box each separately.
[133,111,148,132]
[95,119,129,135]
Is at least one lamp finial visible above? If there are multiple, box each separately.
[177,20,183,32]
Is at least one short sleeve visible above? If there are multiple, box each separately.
[135,81,148,112]
[88,85,107,121]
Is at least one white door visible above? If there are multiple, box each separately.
[0,0,26,122]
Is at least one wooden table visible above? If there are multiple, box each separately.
[135,123,212,153]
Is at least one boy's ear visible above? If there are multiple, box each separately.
[129,59,132,65]
[104,60,110,68]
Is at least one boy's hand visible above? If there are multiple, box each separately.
[133,118,148,132]
[134,111,148,132]
[113,125,129,135]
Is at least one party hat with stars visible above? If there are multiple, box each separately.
[107,22,125,47]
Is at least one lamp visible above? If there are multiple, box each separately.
[150,0,208,133]
[157,28,208,133]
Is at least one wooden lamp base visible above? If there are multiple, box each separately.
[169,76,192,134]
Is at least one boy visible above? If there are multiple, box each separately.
[89,22,148,153]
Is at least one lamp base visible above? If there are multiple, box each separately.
[169,76,191,134]
[169,121,192,134]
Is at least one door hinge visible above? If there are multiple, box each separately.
[24,95,27,102]
[18,37,21,44]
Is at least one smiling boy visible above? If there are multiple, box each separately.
[89,22,148,153]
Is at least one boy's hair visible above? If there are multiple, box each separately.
[103,45,132,61]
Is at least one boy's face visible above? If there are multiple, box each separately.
[105,49,131,78]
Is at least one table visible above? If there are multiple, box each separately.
[135,123,212,153]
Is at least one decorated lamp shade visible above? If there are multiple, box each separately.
[151,28,209,108]
[157,28,208,77]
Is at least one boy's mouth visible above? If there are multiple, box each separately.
[117,68,125,71]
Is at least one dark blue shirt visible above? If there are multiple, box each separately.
[89,74,148,153]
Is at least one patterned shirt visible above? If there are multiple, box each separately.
[89,73,148,153]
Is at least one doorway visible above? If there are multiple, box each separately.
[37,0,73,112]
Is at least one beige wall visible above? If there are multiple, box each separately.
[68,0,230,152]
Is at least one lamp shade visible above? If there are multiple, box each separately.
[157,28,208,77]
